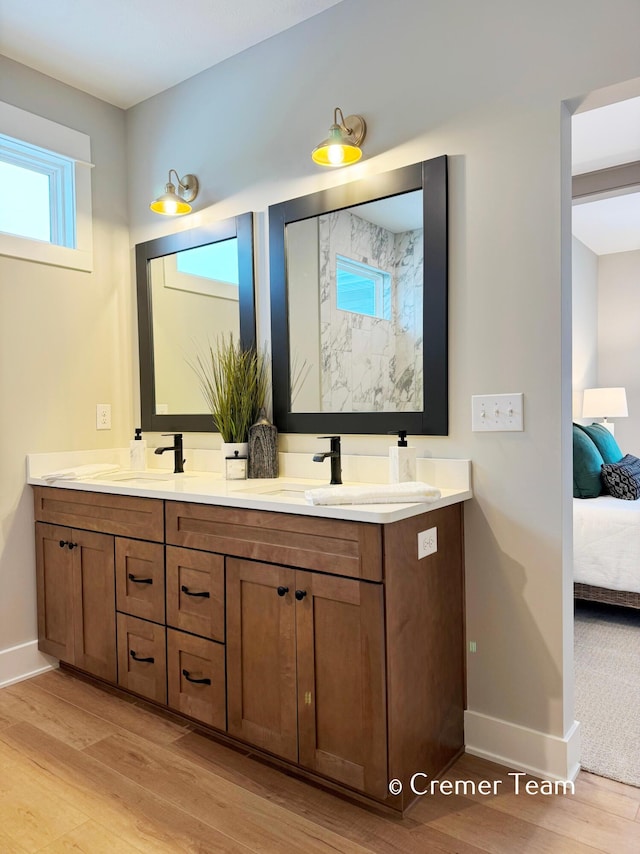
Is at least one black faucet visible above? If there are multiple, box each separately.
[154,433,185,474]
[313,436,342,485]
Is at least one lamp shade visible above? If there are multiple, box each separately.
[311,126,363,166]
[582,387,628,419]
[149,182,192,215]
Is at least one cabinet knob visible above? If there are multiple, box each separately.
[59,540,67,548]
[277,586,289,597]
[295,589,307,601]
[67,542,77,550]
[128,573,153,585]
[180,585,210,599]
[130,650,154,663]
[182,668,211,685]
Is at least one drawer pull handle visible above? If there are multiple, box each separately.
[130,650,155,663]
[180,585,210,598]
[182,668,211,685]
[295,589,307,601]
[128,573,153,585]
[277,586,289,597]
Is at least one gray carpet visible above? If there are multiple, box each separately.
[574,601,640,787]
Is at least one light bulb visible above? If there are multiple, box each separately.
[327,144,345,165]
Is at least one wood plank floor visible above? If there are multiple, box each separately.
[0,671,639,853]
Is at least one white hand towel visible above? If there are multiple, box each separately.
[42,463,121,483]
[305,481,441,506]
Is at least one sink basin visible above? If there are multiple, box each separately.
[101,471,177,483]
[232,481,312,499]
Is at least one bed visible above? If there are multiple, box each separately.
[574,495,640,609]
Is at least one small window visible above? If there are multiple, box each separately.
[0,135,76,247]
[0,101,93,271]
[336,254,391,319]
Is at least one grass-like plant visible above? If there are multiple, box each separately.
[190,335,268,443]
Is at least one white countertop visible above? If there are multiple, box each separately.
[27,451,472,524]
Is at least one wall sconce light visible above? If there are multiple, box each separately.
[149,170,199,215]
[582,387,628,434]
[311,107,366,167]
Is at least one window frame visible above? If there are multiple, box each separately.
[335,254,391,319]
[0,101,93,272]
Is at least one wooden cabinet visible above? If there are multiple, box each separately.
[35,522,116,682]
[226,558,387,797]
[34,486,465,813]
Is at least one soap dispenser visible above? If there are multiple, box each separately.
[130,428,147,471]
[388,430,416,483]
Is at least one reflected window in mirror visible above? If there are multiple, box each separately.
[270,156,447,435]
[136,214,256,433]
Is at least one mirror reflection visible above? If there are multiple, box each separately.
[287,190,423,413]
[136,213,256,433]
[269,156,448,435]
[149,239,240,415]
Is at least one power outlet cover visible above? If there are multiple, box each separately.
[418,527,437,559]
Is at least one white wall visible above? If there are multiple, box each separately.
[0,58,132,664]
[572,236,599,420]
[598,249,640,454]
[123,0,640,775]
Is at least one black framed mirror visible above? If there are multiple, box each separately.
[136,213,256,432]
[269,156,448,435]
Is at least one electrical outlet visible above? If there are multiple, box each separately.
[96,403,111,430]
[418,526,437,559]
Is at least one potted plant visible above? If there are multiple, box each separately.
[191,335,268,471]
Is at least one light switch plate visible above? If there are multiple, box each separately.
[471,393,523,432]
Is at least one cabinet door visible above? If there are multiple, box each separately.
[226,558,297,761]
[35,523,75,662]
[167,628,225,729]
[295,571,388,797]
[71,529,117,682]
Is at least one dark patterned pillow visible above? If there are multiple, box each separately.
[601,454,640,500]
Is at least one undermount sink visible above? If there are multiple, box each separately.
[232,481,312,498]
[99,471,192,483]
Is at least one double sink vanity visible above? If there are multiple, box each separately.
[28,452,471,814]
[27,151,467,813]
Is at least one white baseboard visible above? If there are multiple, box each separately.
[465,710,581,782]
[0,640,58,689]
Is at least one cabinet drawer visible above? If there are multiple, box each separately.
[117,614,167,704]
[116,539,165,623]
[167,628,225,730]
[166,501,382,581]
[166,547,224,641]
[34,487,164,542]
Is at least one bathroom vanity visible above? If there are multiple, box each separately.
[30,466,468,814]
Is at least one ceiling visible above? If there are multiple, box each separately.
[572,95,640,256]
[0,0,344,109]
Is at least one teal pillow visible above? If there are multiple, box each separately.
[573,424,605,498]
[577,422,623,465]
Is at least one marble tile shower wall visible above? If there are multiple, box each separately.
[319,210,423,411]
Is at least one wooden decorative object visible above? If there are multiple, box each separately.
[248,410,278,478]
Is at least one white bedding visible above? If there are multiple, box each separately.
[574,496,640,594]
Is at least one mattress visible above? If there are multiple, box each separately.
[574,495,640,595]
